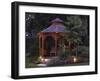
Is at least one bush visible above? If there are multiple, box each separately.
[78,46,89,63]
[78,46,89,55]
[58,51,69,60]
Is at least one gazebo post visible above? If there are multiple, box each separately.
[42,34,45,58]
[41,35,43,57]
[55,34,57,56]
[39,35,41,57]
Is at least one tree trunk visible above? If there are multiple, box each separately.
[76,43,79,56]
[69,41,71,56]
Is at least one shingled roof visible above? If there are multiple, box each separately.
[41,18,69,33]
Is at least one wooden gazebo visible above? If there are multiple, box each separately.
[38,18,69,58]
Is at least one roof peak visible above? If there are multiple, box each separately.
[51,18,63,23]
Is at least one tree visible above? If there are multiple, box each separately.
[64,16,82,56]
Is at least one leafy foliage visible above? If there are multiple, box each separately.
[58,51,70,60]
[78,46,89,55]
[65,16,82,29]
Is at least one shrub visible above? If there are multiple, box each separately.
[58,51,69,60]
[78,46,89,56]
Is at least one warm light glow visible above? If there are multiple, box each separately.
[39,56,50,63]
[39,56,44,62]
[44,59,50,62]
[39,56,42,59]
[73,57,77,63]
[56,32,58,33]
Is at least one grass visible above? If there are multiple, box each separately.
[26,63,37,68]
[25,55,39,68]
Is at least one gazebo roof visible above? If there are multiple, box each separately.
[41,18,69,33]
[51,18,63,23]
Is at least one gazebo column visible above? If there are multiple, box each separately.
[41,35,45,57]
[39,36,41,57]
[55,34,57,56]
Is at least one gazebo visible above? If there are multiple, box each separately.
[38,18,69,58]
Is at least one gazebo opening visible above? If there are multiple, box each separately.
[44,36,55,57]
